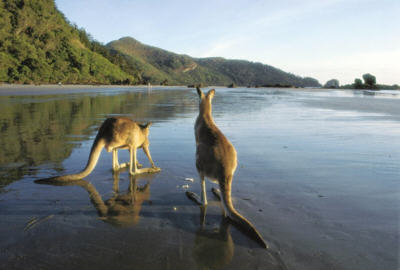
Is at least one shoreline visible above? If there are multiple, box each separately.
[2,84,394,97]
[0,83,139,90]
[0,84,188,96]
[0,83,323,91]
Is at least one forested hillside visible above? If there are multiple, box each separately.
[108,37,321,87]
[107,37,232,86]
[196,57,320,87]
[0,0,136,84]
[0,0,321,87]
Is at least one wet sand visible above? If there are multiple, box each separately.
[0,87,398,269]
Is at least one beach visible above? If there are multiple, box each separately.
[0,86,398,269]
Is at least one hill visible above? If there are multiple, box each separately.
[0,0,321,87]
[0,0,136,84]
[196,57,320,87]
[108,37,321,87]
[107,37,230,86]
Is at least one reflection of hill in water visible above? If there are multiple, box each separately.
[0,89,194,187]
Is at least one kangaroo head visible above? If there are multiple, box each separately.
[197,87,215,114]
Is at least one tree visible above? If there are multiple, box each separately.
[354,78,363,89]
[362,73,376,89]
[0,0,137,84]
[324,79,339,89]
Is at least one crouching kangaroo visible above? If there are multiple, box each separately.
[43,117,160,181]
[186,87,267,248]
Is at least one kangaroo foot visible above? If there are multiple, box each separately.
[119,162,129,169]
[211,187,221,201]
[147,166,161,173]
[123,162,144,169]
[129,167,161,175]
[136,162,143,168]
[113,164,127,171]
[113,162,142,171]
[186,191,203,206]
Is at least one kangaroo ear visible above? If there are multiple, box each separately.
[206,89,215,100]
[196,87,205,99]
[139,122,152,129]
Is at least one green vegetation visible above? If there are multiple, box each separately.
[323,79,339,89]
[107,37,230,86]
[340,73,399,90]
[362,73,376,89]
[108,37,321,87]
[354,78,363,89]
[196,57,321,87]
[0,0,136,84]
[1,0,321,86]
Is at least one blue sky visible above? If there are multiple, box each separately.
[55,0,400,85]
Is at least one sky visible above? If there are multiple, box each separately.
[55,0,400,85]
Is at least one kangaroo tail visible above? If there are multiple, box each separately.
[49,136,106,181]
[220,177,268,249]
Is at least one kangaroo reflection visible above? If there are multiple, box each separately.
[87,171,152,227]
[193,191,234,270]
[36,171,154,227]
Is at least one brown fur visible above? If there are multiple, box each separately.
[187,87,267,248]
[44,117,160,181]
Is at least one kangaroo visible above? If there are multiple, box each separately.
[186,87,267,248]
[43,116,160,181]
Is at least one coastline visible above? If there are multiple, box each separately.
[0,83,322,94]
[1,82,396,93]
[0,83,135,89]
[2,84,396,97]
[0,84,141,95]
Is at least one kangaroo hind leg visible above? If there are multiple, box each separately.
[186,173,207,206]
[211,187,221,201]
[112,148,132,171]
[129,147,160,175]
[200,174,208,205]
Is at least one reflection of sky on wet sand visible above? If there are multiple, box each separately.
[0,87,399,270]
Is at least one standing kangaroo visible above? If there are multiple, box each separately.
[44,117,160,181]
[186,87,267,248]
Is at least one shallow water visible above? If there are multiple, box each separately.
[0,87,399,270]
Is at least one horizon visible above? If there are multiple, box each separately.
[55,0,400,86]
